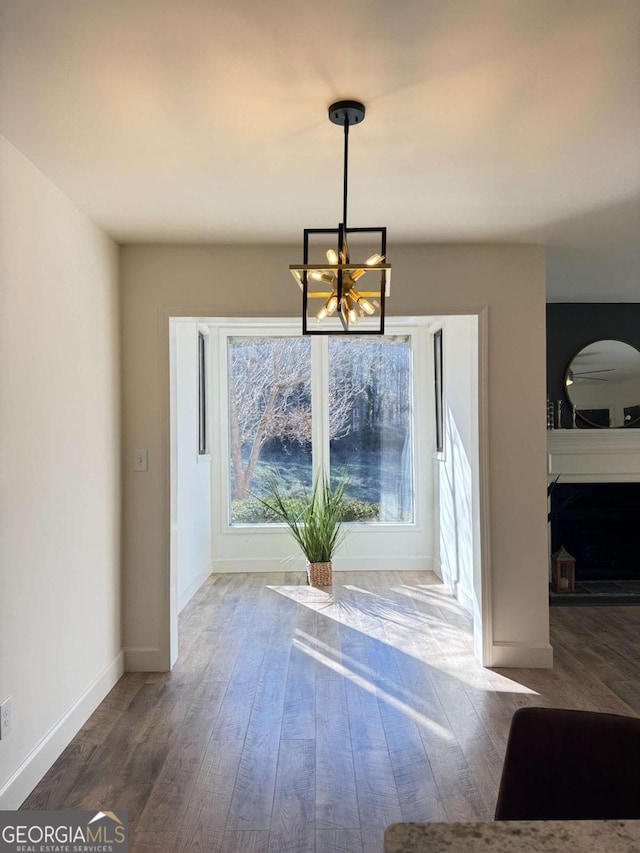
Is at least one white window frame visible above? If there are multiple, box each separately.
[208,318,433,571]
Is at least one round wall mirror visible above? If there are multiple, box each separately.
[565,339,640,428]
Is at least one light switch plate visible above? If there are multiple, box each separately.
[133,449,148,471]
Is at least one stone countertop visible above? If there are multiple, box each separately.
[384,820,640,853]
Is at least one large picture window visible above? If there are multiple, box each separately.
[328,337,413,523]
[228,336,312,523]
[224,331,414,526]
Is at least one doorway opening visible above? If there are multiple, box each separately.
[169,314,486,664]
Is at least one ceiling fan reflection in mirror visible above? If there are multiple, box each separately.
[566,369,615,385]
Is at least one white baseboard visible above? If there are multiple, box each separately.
[123,647,167,672]
[0,651,124,810]
[453,581,475,617]
[336,556,435,572]
[490,641,554,669]
[212,559,299,573]
[178,564,212,613]
[211,556,435,573]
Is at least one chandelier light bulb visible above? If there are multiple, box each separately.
[309,271,335,285]
[345,294,360,326]
[316,293,339,324]
[347,286,373,314]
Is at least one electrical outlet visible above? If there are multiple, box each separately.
[0,697,12,739]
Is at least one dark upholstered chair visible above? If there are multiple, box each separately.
[494,706,640,820]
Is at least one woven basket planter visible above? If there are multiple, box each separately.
[306,560,332,587]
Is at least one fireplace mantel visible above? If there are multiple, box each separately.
[548,430,640,483]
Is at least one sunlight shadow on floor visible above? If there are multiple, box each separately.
[293,631,454,740]
[267,582,538,696]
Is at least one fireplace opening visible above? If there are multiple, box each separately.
[551,483,640,582]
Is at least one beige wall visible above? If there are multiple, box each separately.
[121,242,551,670]
[394,245,551,665]
[0,138,122,806]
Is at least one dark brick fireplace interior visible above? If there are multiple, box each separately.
[551,483,640,583]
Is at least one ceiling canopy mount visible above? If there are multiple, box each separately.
[328,100,366,126]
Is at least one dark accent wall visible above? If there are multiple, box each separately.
[547,304,640,429]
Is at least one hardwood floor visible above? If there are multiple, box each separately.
[22,572,640,852]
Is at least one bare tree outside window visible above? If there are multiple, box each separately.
[228,338,312,508]
[329,336,413,523]
[227,335,413,524]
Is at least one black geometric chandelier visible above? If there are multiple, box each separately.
[290,100,390,335]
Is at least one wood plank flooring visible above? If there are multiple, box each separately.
[22,572,640,852]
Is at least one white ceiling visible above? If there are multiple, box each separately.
[1,0,639,299]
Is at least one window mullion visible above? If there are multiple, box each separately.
[311,336,330,483]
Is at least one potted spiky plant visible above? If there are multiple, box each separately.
[259,475,346,586]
